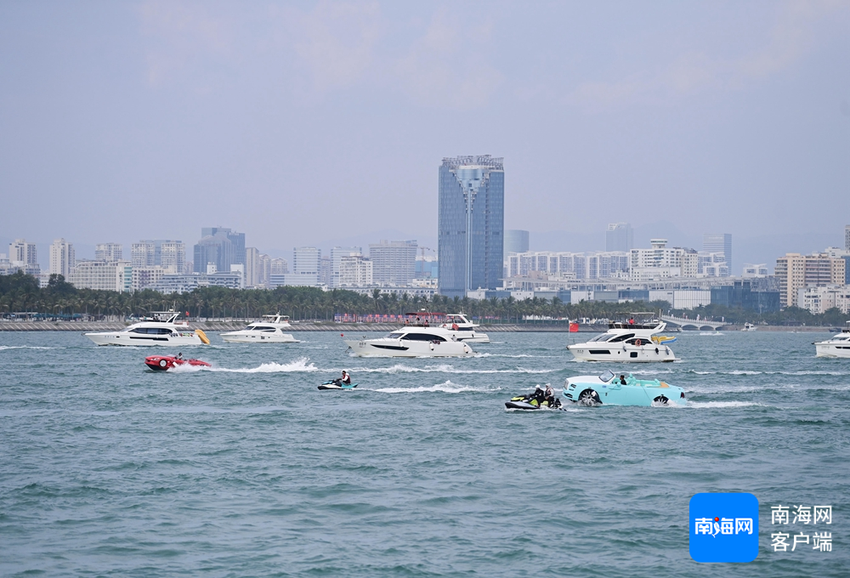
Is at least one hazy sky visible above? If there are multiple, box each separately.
[1,1,848,269]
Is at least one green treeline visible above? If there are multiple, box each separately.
[0,271,846,326]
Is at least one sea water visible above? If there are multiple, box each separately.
[0,330,847,577]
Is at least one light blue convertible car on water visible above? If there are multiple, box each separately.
[563,369,687,407]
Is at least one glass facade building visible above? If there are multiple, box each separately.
[194,228,245,274]
[703,233,732,276]
[438,155,504,298]
[606,223,633,252]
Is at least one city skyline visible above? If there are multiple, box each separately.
[1,3,848,265]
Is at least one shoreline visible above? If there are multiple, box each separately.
[0,320,837,333]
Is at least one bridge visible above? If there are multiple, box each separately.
[660,314,725,331]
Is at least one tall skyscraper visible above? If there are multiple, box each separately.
[845,225,849,251]
[331,246,363,288]
[504,230,529,255]
[775,253,846,308]
[703,233,732,275]
[49,238,75,277]
[276,247,321,287]
[95,243,123,262]
[132,240,184,273]
[369,240,417,286]
[194,228,245,274]
[438,155,504,297]
[159,241,185,274]
[606,223,633,252]
[245,247,261,287]
[9,239,38,266]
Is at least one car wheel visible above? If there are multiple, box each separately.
[578,389,601,406]
[653,395,669,406]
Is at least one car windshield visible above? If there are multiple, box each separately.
[598,370,615,383]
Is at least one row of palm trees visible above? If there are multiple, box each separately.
[1,271,845,325]
[0,272,657,323]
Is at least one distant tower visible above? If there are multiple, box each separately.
[9,239,38,266]
[606,223,633,252]
[438,155,505,297]
[845,225,849,251]
[49,238,75,277]
[95,243,123,262]
[703,233,732,275]
[504,230,529,255]
[369,240,417,286]
[194,228,245,274]
[331,246,363,288]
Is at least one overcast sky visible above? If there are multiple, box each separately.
[1,1,848,270]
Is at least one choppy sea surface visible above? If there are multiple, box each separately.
[1,329,848,577]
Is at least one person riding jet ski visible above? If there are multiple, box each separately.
[508,386,560,409]
[332,370,351,386]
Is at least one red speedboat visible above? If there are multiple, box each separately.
[145,355,211,371]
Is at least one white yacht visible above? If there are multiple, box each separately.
[439,313,490,343]
[814,328,850,358]
[345,326,474,357]
[567,319,677,363]
[742,322,757,332]
[85,312,210,347]
[220,314,299,343]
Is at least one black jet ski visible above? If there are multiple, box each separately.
[505,392,562,410]
[318,380,359,390]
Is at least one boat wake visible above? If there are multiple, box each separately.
[353,364,554,375]
[689,369,850,376]
[0,345,55,351]
[372,380,501,394]
[170,357,319,373]
[686,400,769,409]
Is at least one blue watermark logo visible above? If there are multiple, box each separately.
[690,492,759,563]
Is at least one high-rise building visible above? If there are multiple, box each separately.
[703,233,732,276]
[132,240,184,273]
[245,247,261,287]
[95,243,123,262]
[504,230,529,255]
[845,225,850,251]
[438,155,504,297]
[49,238,75,277]
[606,223,633,252]
[338,255,373,286]
[131,241,156,268]
[775,253,846,308]
[194,228,245,274]
[270,257,288,275]
[69,260,131,292]
[629,239,698,281]
[369,240,417,286]
[159,241,185,274]
[331,247,362,288]
[9,239,38,267]
[275,247,321,287]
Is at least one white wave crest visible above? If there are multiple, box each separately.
[353,363,554,375]
[373,380,501,394]
[686,401,768,408]
[0,345,55,351]
[171,356,318,373]
[690,369,849,377]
